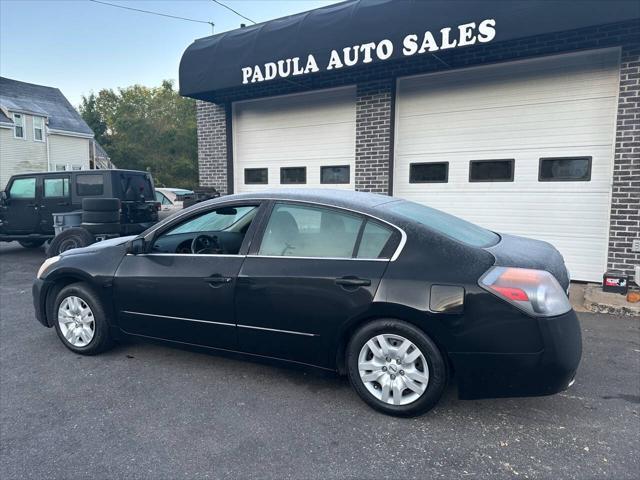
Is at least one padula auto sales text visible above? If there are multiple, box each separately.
[241,19,496,84]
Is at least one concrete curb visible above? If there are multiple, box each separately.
[583,285,640,316]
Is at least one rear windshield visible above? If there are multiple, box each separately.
[382,200,499,248]
[119,173,154,201]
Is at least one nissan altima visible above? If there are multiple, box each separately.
[33,189,581,417]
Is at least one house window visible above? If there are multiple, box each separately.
[33,116,44,141]
[539,157,592,182]
[55,164,67,171]
[244,168,268,184]
[321,165,350,184]
[409,162,449,183]
[13,113,24,139]
[469,159,514,182]
[280,167,306,185]
[76,174,104,196]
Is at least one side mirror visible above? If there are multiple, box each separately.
[127,237,147,255]
[0,191,7,203]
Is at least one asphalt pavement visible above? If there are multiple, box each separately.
[1,241,638,479]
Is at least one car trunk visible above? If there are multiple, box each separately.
[484,233,570,291]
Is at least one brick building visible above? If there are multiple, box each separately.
[179,0,639,283]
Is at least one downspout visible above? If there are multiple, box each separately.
[45,122,51,171]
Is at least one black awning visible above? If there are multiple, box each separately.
[179,0,639,100]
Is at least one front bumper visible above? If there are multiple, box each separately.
[32,278,53,327]
[451,310,582,400]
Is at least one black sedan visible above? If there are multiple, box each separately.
[33,189,581,417]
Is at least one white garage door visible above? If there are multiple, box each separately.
[394,48,620,282]
[233,87,356,194]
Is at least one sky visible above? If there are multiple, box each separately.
[0,0,339,106]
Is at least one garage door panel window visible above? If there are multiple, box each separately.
[245,168,268,185]
[76,175,104,196]
[539,157,592,182]
[280,167,307,185]
[410,162,449,183]
[259,203,362,258]
[469,159,514,182]
[321,165,350,184]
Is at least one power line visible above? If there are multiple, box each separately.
[88,0,215,30]
[210,0,256,25]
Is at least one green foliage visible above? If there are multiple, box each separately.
[79,80,198,189]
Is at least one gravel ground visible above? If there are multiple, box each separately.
[1,241,639,479]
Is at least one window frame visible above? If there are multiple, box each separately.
[250,200,402,261]
[244,168,268,185]
[320,165,350,185]
[33,116,45,142]
[409,162,449,184]
[469,159,515,183]
[280,167,307,185]
[13,113,25,139]
[538,156,592,182]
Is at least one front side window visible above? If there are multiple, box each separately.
[152,205,258,255]
[76,174,104,196]
[9,177,35,199]
[321,165,350,184]
[280,167,306,185]
[155,192,172,205]
[44,178,70,198]
[258,203,363,258]
[469,159,514,182]
[33,116,44,141]
[539,157,591,181]
[13,113,24,139]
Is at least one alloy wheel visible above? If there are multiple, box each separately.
[358,334,429,406]
[57,296,95,347]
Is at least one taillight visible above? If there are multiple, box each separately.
[480,267,571,317]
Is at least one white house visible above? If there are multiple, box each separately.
[0,77,109,188]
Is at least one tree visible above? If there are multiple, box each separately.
[79,81,198,189]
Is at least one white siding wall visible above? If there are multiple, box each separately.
[0,115,48,189]
[49,134,91,171]
[393,48,621,282]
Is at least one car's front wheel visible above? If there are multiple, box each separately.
[346,319,447,417]
[52,283,113,355]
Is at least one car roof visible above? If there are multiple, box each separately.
[9,169,149,178]
[206,188,401,213]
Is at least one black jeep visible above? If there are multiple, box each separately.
[0,170,158,251]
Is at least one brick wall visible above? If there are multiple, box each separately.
[196,100,228,195]
[608,44,640,282]
[355,80,393,193]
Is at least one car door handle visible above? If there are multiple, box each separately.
[203,275,232,286]
[335,277,371,287]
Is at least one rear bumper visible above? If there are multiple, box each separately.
[452,310,582,399]
[32,278,52,327]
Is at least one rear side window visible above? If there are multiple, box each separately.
[76,174,104,196]
[383,200,499,248]
[44,178,70,198]
[259,203,362,258]
[469,159,514,182]
[9,177,35,199]
[357,221,393,259]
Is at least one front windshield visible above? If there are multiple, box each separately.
[382,200,499,248]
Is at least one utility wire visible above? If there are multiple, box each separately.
[210,0,256,24]
[88,0,215,30]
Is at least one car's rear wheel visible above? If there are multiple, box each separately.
[346,319,447,417]
[18,239,46,249]
[52,283,113,355]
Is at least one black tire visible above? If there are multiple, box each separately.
[52,282,114,355]
[80,222,121,235]
[346,319,448,417]
[18,239,46,248]
[81,210,120,223]
[46,228,95,257]
[81,198,121,212]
